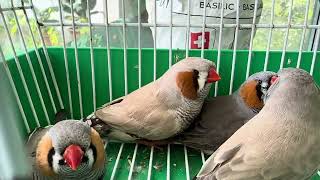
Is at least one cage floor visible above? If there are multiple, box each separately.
[104,143,205,180]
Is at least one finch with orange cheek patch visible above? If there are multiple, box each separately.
[197,68,320,180]
[171,71,276,154]
[26,120,105,180]
[84,57,221,144]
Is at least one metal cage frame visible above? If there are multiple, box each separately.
[0,0,320,179]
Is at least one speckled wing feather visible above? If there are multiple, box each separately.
[95,82,181,140]
[174,94,255,154]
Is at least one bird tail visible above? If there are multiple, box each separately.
[55,109,69,123]
[82,116,112,138]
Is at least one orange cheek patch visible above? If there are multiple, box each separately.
[240,80,264,109]
[36,134,56,177]
[176,71,198,100]
[91,128,106,170]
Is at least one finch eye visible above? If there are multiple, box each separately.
[193,69,199,78]
[48,148,55,167]
[82,156,89,163]
[58,159,65,165]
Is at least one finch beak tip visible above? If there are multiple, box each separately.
[207,68,221,83]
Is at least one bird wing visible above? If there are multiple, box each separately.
[85,96,125,120]
[97,96,125,110]
[175,95,255,154]
[95,83,179,140]
[197,144,242,179]
[197,144,292,180]
[196,120,310,180]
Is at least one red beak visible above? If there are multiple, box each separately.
[270,75,279,84]
[63,144,84,171]
[207,68,221,83]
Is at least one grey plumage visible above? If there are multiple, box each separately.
[49,121,91,153]
[85,57,220,142]
[173,95,254,155]
[196,68,320,180]
[26,120,106,180]
[172,71,276,154]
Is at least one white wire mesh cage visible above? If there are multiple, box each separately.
[0,0,320,179]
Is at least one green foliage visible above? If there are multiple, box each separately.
[6,11,41,48]
[1,0,99,56]
[67,26,104,47]
[253,0,315,50]
[61,0,96,19]
[38,7,59,23]
[47,26,59,45]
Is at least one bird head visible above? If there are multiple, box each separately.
[263,68,316,104]
[161,57,220,101]
[239,71,277,111]
[35,120,105,177]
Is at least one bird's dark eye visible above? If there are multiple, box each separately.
[48,148,55,167]
[193,69,199,78]
[82,156,89,163]
[58,159,65,165]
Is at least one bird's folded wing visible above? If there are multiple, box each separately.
[98,96,125,110]
[197,144,242,179]
[95,93,164,135]
[87,96,125,119]
[95,104,143,133]
[197,144,304,180]
[93,82,181,139]
[86,96,125,119]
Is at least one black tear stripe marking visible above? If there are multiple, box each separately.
[193,69,200,91]
[48,148,55,167]
[90,143,97,164]
[256,81,263,101]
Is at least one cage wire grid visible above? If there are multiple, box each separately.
[0,0,320,179]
